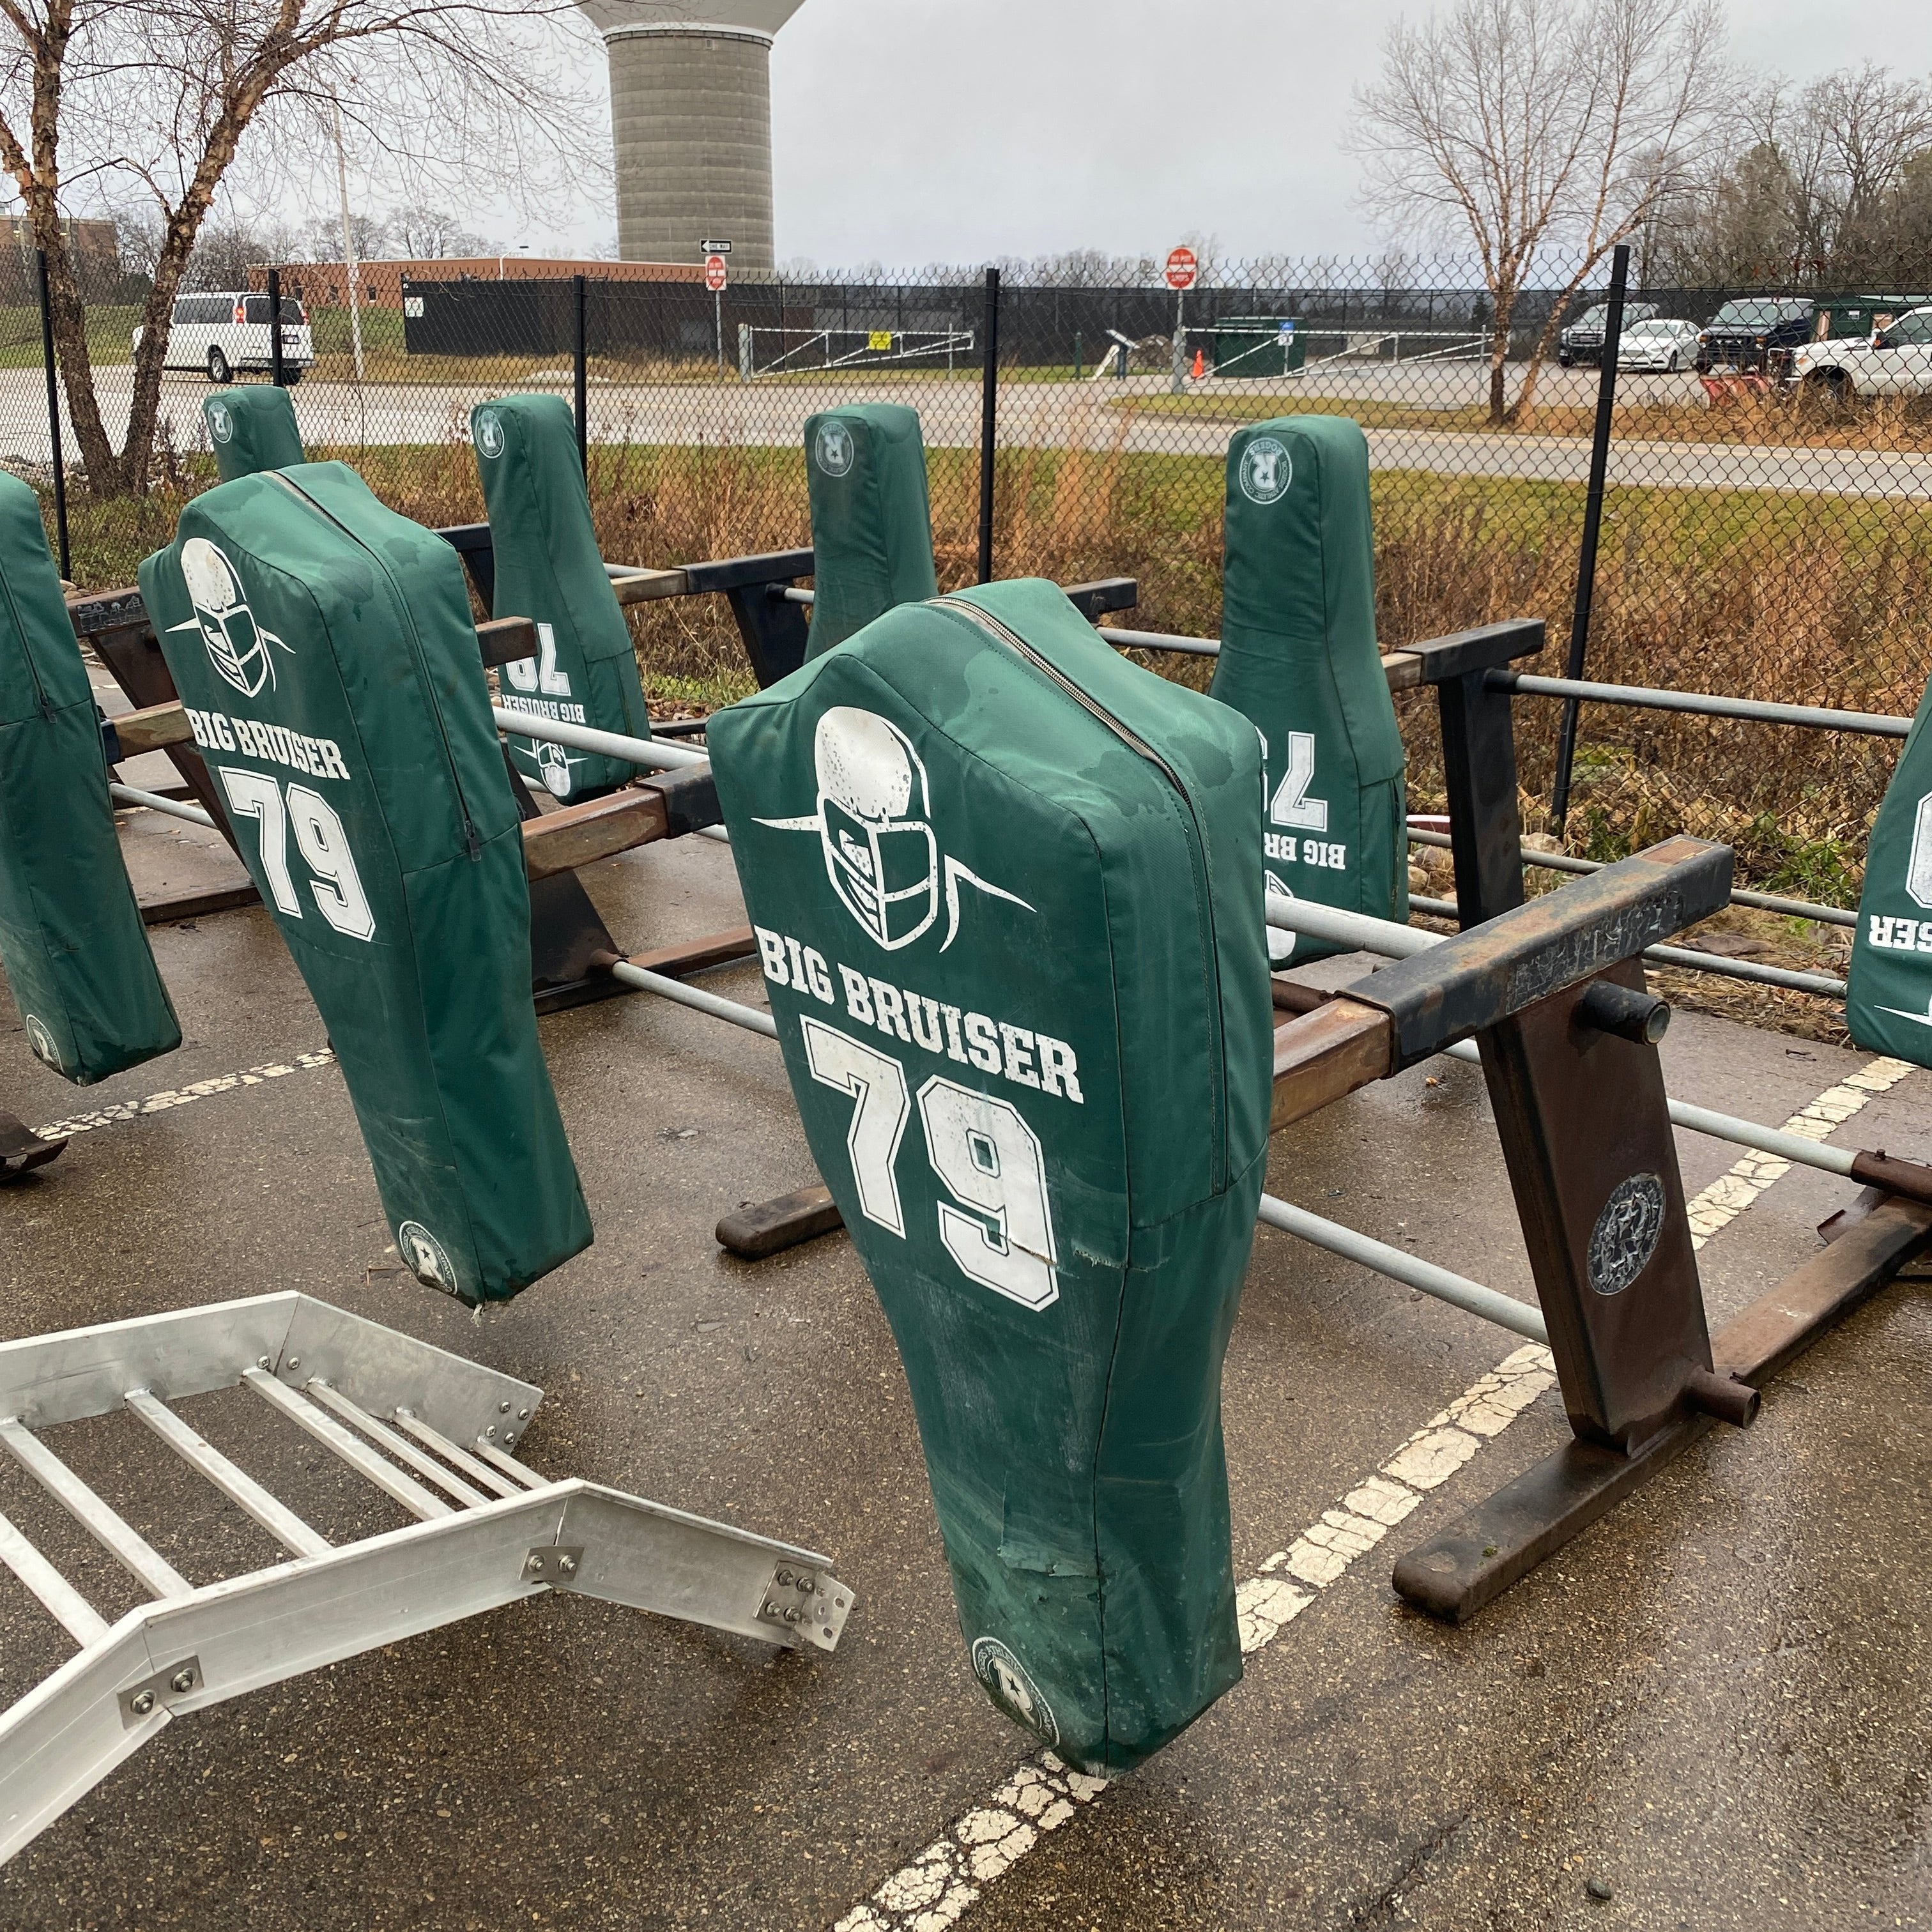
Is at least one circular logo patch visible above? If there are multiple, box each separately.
[1586,1172,1666,1296]
[813,419,855,478]
[970,1637,1059,1745]
[208,401,233,443]
[24,1015,60,1071]
[475,410,505,460]
[397,1221,459,1295]
[1238,434,1292,505]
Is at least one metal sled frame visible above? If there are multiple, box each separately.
[0,1291,853,1863]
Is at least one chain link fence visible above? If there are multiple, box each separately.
[7,254,1930,903]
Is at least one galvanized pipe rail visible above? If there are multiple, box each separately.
[1098,619,1915,739]
[1264,892,1929,1202]
[1405,824,1856,930]
[109,783,215,829]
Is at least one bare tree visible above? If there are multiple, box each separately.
[0,0,602,496]
[1648,63,1932,286]
[384,204,491,259]
[1351,0,1727,424]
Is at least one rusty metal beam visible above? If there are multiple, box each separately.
[1392,1194,1932,1623]
[521,789,670,881]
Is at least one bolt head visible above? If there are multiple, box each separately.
[796,1575,814,1595]
[558,1554,576,1575]
[486,1425,497,1438]
[286,1356,300,1370]
[527,1554,546,1574]
[256,1356,271,1370]
[170,1669,195,1694]
[774,1567,794,1587]
[783,1606,804,1623]
[500,1400,510,1413]
[130,1690,156,1715]
[518,1408,530,1421]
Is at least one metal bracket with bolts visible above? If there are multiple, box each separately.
[756,1563,855,1652]
[116,1655,202,1729]
[523,1544,585,1588]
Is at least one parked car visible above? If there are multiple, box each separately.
[132,292,314,383]
[1558,300,1659,367]
[1616,317,1701,372]
[1694,297,1813,374]
[1791,305,1932,406]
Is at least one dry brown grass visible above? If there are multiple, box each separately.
[62,422,1925,912]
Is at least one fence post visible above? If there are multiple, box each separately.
[1550,241,1629,834]
[573,273,588,479]
[268,267,286,387]
[977,266,999,585]
[34,249,70,583]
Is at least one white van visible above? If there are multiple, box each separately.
[133,292,316,383]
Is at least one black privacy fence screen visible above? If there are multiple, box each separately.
[10,252,1932,902]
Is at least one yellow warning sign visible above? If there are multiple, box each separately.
[868,331,893,351]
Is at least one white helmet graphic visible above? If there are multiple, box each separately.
[815,707,939,949]
[756,705,1034,952]
[174,536,288,698]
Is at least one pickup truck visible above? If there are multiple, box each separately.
[1790,305,1932,406]
[1695,297,1814,374]
[1558,300,1659,367]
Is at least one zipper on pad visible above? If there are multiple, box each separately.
[937,594,1229,1193]
[265,471,481,857]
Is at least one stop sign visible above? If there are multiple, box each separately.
[1165,247,1198,291]
[705,253,728,292]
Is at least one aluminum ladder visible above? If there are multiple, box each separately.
[0,1291,854,1860]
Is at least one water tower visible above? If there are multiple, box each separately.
[578,0,806,274]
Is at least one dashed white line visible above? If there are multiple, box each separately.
[833,1346,1558,1932]
[36,1050,336,1142]
[831,1052,1917,1931]
[1683,1055,1913,1248]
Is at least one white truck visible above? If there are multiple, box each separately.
[1791,306,1932,406]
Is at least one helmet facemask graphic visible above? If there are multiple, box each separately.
[172,536,291,699]
[815,709,939,949]
[758,705,1033,953]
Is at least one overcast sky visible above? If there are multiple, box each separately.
[508,0,1932,264]
[746,0,1932,268]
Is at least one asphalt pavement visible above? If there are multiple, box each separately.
[1,790,1928,1931]
[6,362,1929,501]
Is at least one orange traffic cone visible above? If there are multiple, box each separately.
[1191,348,1206,379]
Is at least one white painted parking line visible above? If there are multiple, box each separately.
[1683,1056,1913,1248]
[831,1347,1558,1932]
[830,1053,1916,1932]
[36,1050,336,1142]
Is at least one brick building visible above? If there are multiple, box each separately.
[249,255,703,309]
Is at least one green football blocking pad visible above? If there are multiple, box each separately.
[802,404,939,659]
[203,385,305,481]
[0,473,181,1084]
[709,578,1273,1774]
[1211,417,1407,965]
[473,394,655,802]
[1847,687,1932,1064]
[141,463,590,1305]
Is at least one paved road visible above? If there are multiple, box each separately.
[5,362,1931,500]
[1,779,1928,1930]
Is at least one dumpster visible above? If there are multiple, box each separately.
[1211,317,1304,377]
